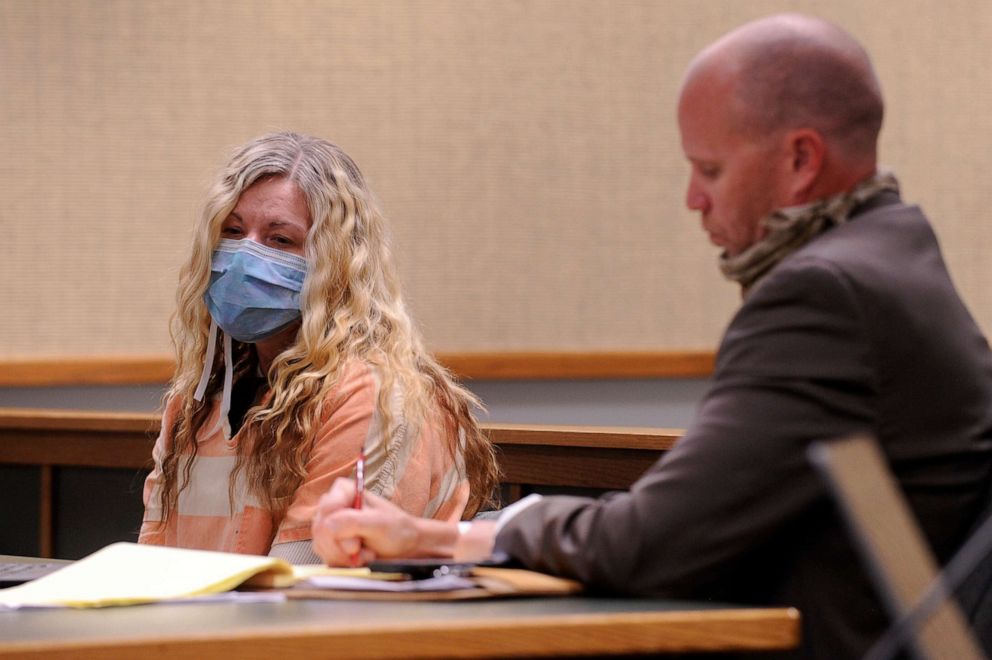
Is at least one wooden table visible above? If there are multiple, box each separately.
[0,594,799,658]
[0,408,681,557]
[0,413,799,657]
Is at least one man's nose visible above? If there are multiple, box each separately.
[686,181,709,212]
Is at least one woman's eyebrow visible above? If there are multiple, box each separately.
[267,220,305,230]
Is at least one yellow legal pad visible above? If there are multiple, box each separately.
[0,542,368,608]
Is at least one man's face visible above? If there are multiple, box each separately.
[677,76,790,257]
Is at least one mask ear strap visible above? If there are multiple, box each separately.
[194,319,218,402]
[195,321,234,440]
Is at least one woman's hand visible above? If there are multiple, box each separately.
[311,477,439,566]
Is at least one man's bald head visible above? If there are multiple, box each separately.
[684,14,883,165]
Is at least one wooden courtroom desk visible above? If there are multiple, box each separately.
[0,413,798,657]
[0,594,799,658]
[0,408,681,557]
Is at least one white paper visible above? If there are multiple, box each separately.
[0,589,287,611]
[300,574,476,592]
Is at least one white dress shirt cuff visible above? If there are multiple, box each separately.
[494,493,544,533]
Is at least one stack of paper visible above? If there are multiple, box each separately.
[0,542,295,608]
[0,542,583,608]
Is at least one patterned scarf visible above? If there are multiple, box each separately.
[720,170,900,295]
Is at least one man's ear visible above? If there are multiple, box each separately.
[785,129,825,203]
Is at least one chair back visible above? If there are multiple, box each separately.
[955,478,992,653]
[809,434,987,660]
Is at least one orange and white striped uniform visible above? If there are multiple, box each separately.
[139,361,468,558]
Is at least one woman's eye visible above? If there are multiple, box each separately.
[271,235,293,246]
[221,226,243,236]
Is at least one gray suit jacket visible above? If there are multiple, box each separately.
[495,191,992,659]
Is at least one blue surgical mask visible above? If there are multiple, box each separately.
[204,239,309,343]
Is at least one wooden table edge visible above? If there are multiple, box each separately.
[0,606,800,658]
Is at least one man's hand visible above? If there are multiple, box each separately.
[312,477,500,566]
[311,477,433,566]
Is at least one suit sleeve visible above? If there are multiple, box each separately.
[494,258,878,596]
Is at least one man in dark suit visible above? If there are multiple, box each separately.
[311,13,992,658]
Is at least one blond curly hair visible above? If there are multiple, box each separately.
[160,132,498,521]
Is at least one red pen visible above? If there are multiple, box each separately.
[350,448,365,566]
[352,448,365,509]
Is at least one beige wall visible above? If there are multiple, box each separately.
[2,0,990,358]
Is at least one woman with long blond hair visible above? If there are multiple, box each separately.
[139,132,499,563]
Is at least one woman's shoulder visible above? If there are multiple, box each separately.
[319,357,378,399]
[159,393,186,431]
[312,357,393,422]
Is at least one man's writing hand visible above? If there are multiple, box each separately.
[311,477,422,566]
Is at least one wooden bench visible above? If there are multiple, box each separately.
[0,408,681,557]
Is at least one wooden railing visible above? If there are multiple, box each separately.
[0,351,715,386]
